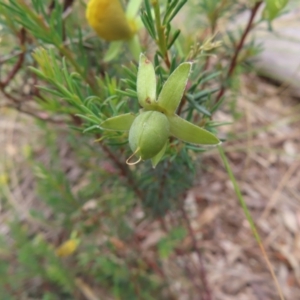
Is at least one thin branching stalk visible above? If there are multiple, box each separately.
[100,143,144,200]
[152,0,171,68]
[0,103,65,124]
[214,1,263,104]
[0,28,26,88]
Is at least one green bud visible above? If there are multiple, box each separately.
[263,0,288,21]
[128,111,170,161]
[101,55,220,166]
[137,53,157,109]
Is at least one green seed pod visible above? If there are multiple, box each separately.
[128,111,170,161]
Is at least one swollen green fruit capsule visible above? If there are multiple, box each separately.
[128,111,169,161]
[100,55,220,167]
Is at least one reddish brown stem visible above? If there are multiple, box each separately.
[215,1,263,104]
[158,160,172,201]
[176,96,186,116]
[164,53,171,69]
[100,143,144,200]
[0,29,26,88]
[49,0,75,12]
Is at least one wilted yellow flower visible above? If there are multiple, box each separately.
[86,0,142,61]
[86,0,135,41]
[0,173,8,185]
[55,238,80,257]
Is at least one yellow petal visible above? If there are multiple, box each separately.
[86,0,134,41]
[55,239,79,257]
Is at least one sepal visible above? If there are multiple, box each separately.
[157,62,192,114]
[137,53,157,109]
[101,113,136,131]
[104,41,122,62]
[151,141,167,168]
[168,115,220,145]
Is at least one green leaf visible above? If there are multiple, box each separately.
[158,239,174,259]
[142,0,156,38]
[168,115,220,145]
[101,113,136,131]
[157,62,191,114]
[126,0,143,18]
[104,41,122,62]
[127,35,141,61]
[263,0,288,21]
[137,53,157,108]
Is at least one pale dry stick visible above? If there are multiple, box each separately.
[0,51,23,64]
[287,188,300,204]
[272,243,300,286]
[234,113,300,141]
[275,60,300,97]
[206,145,300,162]
[1,109,52,230]
[260,160,300,220]
[1,111,26,216]
[263,222,282,249]
[1,179,20,214]
[202,114,300,159]
[9,119,32,214]
[75,278,99,300]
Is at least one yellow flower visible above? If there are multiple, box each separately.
[55,238,80,257]
[86,0,142,61]
[86,0,134,41]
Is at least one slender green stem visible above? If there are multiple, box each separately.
[152,0,170,67]
[218,146,285,300]
[152,1,165,53]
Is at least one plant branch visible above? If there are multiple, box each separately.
[176,95,187,116]
[214,1,263,104]
[100,143,144,200]
[158,160,172,200]
[49,0,75,13]
[152,0,170,68]
[0,102,65,124]
[0,28,26,88]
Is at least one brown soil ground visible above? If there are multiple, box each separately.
[189,76,300,300]
[1,74,300,300]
